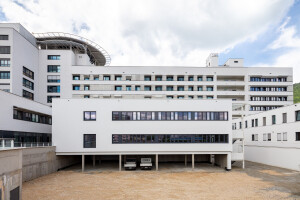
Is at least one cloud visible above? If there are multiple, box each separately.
[0,0,294,67]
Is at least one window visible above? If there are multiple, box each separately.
[207,96,213,99]
[0,46,10,54]
[0,58,10,66]
[22,90,34,100]
[188,86,193,91]
[177,76,184,81]
[144,76,151,81]
[282,113,287,123]
[198,86,203,91]
[104,76,110,81]
[178,86,184,91]
[23,67,34,79]
[47,65,60,73]
[144,86,151,91]
[188,96,194,99]
[47,86,60,93]
[272,115,276,124]
[84,134,96,148]
[84,111,96,121]
[239,122,242,129]
[167,96,173,99]
[84,76,90,80]
[48,55,60,60]
[252,134,258,141]
[167,76,173,81]
[251,119,254,127]
[263,133,267,141]
[0,71,10,79]
[73,85,80,90]
[48,75,60,83]
[0,35,9,40]
[112,134,229,144]
[283,132,288,141]
[245,120,248,128]
[84,95,90,98]
[126,85,131,91]
[296,111,300,121]
[263,117,266,126]
[207,86,213,91]
[234,60,238,63]
[296,132,300,141]
[277,133,281,141]
[47,96,60,103]
[135,86,141,91]
[115,76,122,81]
[198,76,203,81]
[178,96,184,99]
[115,86,122,91]
[188,76,194,81]
[84,85,90,91]
[94,76,99,80]
[155,76,162,81]
[197,96,203,99]
[207,76,213,81]
[23,78,34,90]
[268,133,271,141]
[167,86,173,91]
[255,119,258,127]
[155,86,162,91]
[73,75,80,80]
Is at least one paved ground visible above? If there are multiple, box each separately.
[22,161,300,200]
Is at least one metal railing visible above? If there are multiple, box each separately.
[0,139,53,149]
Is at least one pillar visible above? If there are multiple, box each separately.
[192,154,195,170]
[82,155,85,172]
[156,154,158,171]
[1,139,4,149]
[93,155,96,167]
[119,154,122,171]
[226,153,232,171]
[11,139,14,148]
[184,155,187,167]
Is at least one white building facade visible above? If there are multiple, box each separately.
[232,104,300,171]
[53,99,233,170]
[0,90,52,148]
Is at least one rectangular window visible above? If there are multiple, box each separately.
[263,117,266,126]
[207,86,213,91]
[272,115,276,124]
[47,86,60,93]
[0,71,10,79]
[103,76,110,81]
[73,85,80,90]
[144,86,151,91]
[48,55,60,60]
[296,132,300,141]
[23,78,34,90]
[207,76,213,81]
[84,85,90,91]
[23,67,34,79]
[48,75,60,83]
[178,86,184,91]
[0,46,10,54]
[135,86,141,91]
[198,86,203,91]
[177,76,184,81]
[255,118,258,127]
[0,58,10,67]
[126,85,131,91]
[22,90,34,100]
[155,86,162,91]
[188,76,194,81]
[115,76,122,81]
[83,134,96,148]
[167,76,173,81]
[277,133,281,141]
[263,133,267,141]
[296,111,300,121]
[268,133,271,141]
[198,76,203,81]
[252,134,258,141]
[84,111,96,121]
[207,96,213,99]
[47,65,60,73]
[144,76,151,81]
[245,120,248,128]
[0,35,9,40]
[282,113,287,123]
[115,86,122,91]
[47,96,60,103]
[283,132,288,141]
[155,76,162,81]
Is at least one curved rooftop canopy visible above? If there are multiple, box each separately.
[33,32,111,66]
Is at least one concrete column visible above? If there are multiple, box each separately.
[185,155,187,167]
[119,154,122,171]
[11,140,14,148]
[93,155,96,167]
[156,154,158,171]
[227,153,232,171]
[192,154,195,170]
[82,155,85,172]
[1,139,4,149]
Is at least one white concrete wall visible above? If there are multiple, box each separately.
[0,90,51,134]
[53,99,232,154]
[233,103,300,171]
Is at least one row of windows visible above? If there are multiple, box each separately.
[80,95,213,100]
[250,106,281,111]
[0,71,10,79]
[47,65,60,73]
[23,78,34,90]
[0,46,10,54]
[23,67,34,80]
[113,85,213,91]
[47,86,60,93]
[0,35,9,40]
[250,77,287,82]
[13,107,52,125]
[22,90,34,100]
[48,55,60,60]
[252,132,300,142]
[112,134,229,144]
[0,58,10,67]
[47,75,60,83]
[250,87,287,92]
[47,95,60,103]
[112,111,228,121]
[250,96,287,101]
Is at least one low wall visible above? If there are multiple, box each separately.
[22,147,80,182]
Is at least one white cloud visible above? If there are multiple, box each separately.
[0,0,294,66]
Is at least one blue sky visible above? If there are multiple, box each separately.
[0,0,299,82]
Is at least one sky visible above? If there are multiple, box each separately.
[0,0,300,82]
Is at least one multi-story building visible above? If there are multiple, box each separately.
[53,98,233,171]
[0,23,293,119]
[232,103,300,171]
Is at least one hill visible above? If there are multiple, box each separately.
[294,83,300,103]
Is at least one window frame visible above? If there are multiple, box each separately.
[83,134,96,148]
[83,111,97,121]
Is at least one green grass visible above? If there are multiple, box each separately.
[294,83,300,103]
